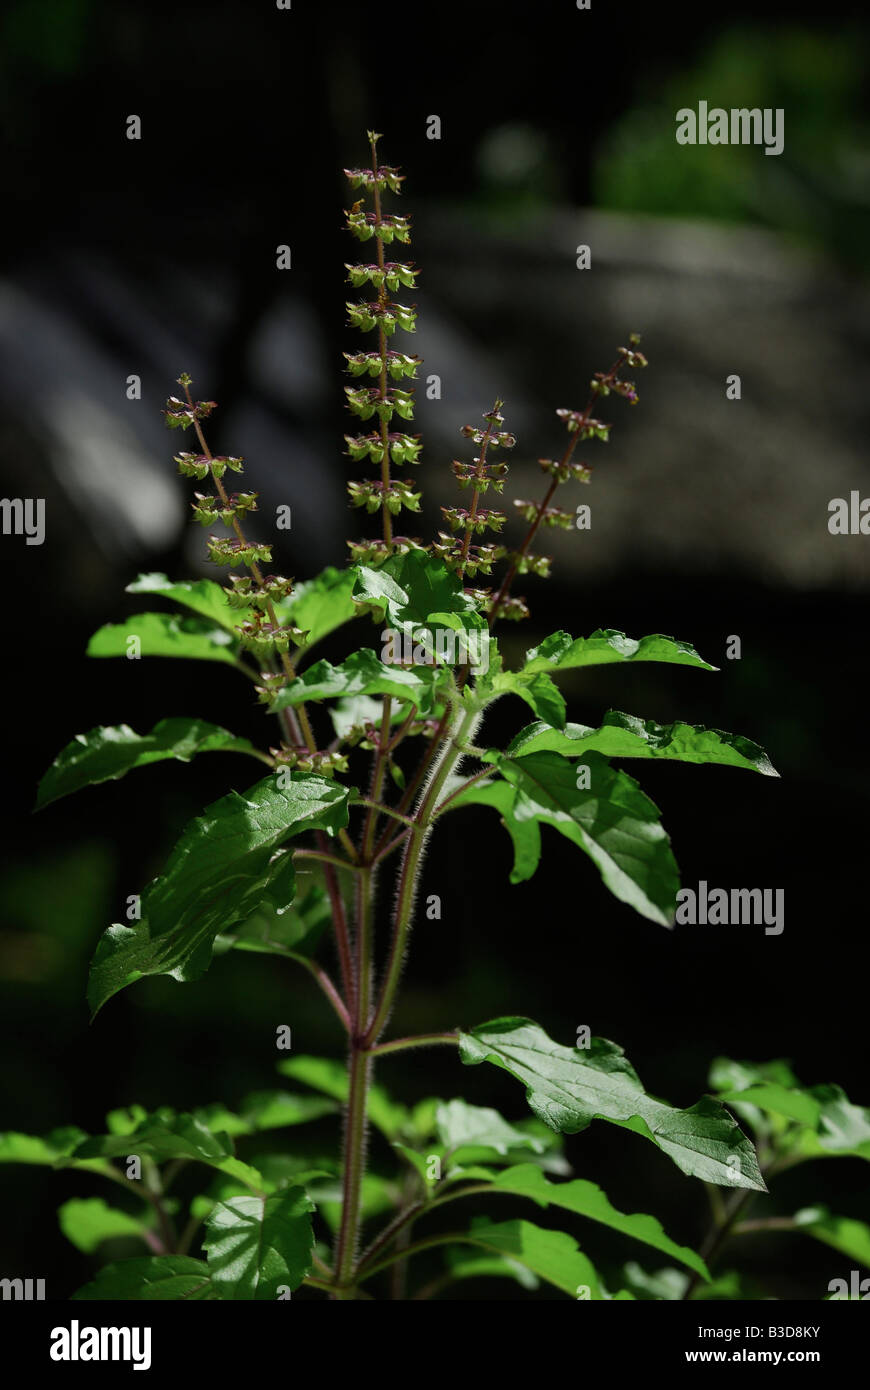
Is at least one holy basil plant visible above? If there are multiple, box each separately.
[14,132,867,1302]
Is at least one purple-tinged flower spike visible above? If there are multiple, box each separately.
[344,133,421,559]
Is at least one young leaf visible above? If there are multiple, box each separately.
[474,666,567,729]
[352,548,483,630]
[710,1059,870,1160]
[203,1187,315,1299]
[72,1109,241,1169]
[477,1163,709,1279]
[87,773,351,1016]
[0,1127,113,1176]
[522,628,716,674]
[271,648,439,710]
[505,711,779,778]
[276,565,360,651]
[58,1197,150,1253]
[36,718,265,809]
[126,572,248,630]
[87,612,239,664]
[462,1217,607,1298]
[435,1100,548,1158]
[72,1256,215,1300]
[460,1018,766,1190]
[193,1091,339,1137]
[488,749,679,924]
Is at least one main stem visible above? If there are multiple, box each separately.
[332,704,474,1296]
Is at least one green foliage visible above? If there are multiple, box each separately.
[18,131,841,1306]
[460,1019,766,1189]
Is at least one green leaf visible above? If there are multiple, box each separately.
[505,710,779,778]
[87,612,239,664]
[72,1256,215,1300]
[193,1091,339,1137]
[58,1198,149,1253]
[72,1112,264,1191]
[87,773,351,1016]
[522,628,716,674]
[460,1018,766,1190]
[36,718,264,809]
[436,1101,547,1158]
[480,1164,709,1279]
[792,1207,870,1268]
[126,572,247,630]
[488,750,679,925]
[276,566,360,651]
[468,641,566,727]
[444,1247,540,1290]
[462,1217,606,1298]
[711,1059,870,1161]
[717,1082,821,1128]
[106,1105,149,1136]
[277,1055,408,1140]
[0,1127,113,1176]
[352,549,483,631]
[203,1188,315,1299]
[215,883,331,960]
[271,648,438,711]
[446,778,541,884]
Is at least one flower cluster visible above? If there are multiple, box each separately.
[488,336,648,623]
[431,402,515,584]
[343,133,423,560]
[163,375,306,668]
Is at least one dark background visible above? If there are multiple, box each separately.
[1,0,868,1300]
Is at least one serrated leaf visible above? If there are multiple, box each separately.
[275,566,359,651]
[271,648,438,711]
[126,572,248,630]
[505,710,779,778]
[87,773,350,1015]
[522,628,716,674]
[72,1256,215,1300]
[488,749,678,924]
[203,1188,315,1299]
[58,1198,149,1253]
[352,549,483,631]
[36,718,264,809]
[463,1217,605,1298]
[87,611,239,664]
[479,1164,709,1279]
[460,1018,766,1190]
[277,1055,408,1140]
